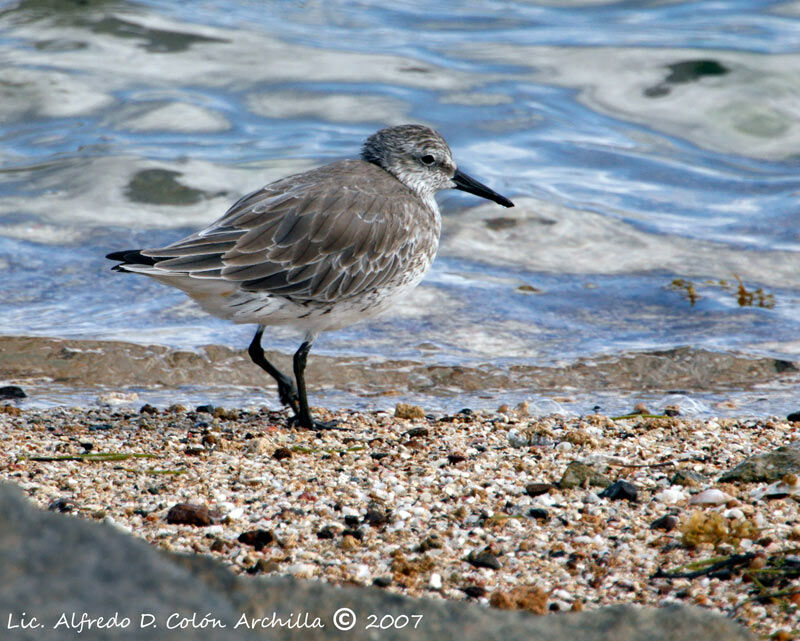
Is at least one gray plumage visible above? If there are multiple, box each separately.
[107,124,513,428]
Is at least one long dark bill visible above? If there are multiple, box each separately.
[452,168,514,208]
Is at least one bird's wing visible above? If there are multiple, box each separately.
[141,161,437,304]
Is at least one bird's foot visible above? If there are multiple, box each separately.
[289,413,343,431]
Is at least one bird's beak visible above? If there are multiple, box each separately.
[452,168,514,208]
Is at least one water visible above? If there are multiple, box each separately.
[2,0,800,415]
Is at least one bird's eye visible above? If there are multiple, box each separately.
[420,154,436,166]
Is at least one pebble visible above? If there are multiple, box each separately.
[669,469,708,488]
[650,515,679,532]
[558,461,611,489]
[467,548,501,570]
[525,482,553,497]
[166,503,213,526]
[654,488,688,504]
[598,480,639,502]
[237,529,275,551]
[395,403,426,420]
[428,572,443,589]
[688,489,733,506]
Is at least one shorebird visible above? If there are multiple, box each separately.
[107,124,513,429]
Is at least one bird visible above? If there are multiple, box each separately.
[106,124,514,429]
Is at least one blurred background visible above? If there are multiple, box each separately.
[1,0,800,415]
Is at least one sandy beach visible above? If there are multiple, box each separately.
[2,400,798,638]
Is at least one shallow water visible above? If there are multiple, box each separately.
[2,0,800,414]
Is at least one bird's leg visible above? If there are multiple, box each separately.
[291,340,340,430]
[247,327,298,412]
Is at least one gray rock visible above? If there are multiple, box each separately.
[558,461,612,489]
[0,483,753,641]
[719,445,800,483]
[670,469,708,487]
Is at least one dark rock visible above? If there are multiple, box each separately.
[0,482,756,641]
[47,497,76,513]
[527,508,550,521]
[195,404,215,414]
[237,529,275,551]
[273,447,292,460]
[559,461,611,489]
[209,538,231,553]
[448,453,467,464]
[787,411,800,423]
[166,503,212,526]
[364,507,390,528]
[651,515,679,532]
[88,423,114,431]
[719,446,800,483]
[467,548,502,570]
[373,576,392,588]
[525,482,553,497]
[139,403,158,414]
[406,427,429,438]
[461,585,488,598]
[598,480,639,502]
[316,525,337,540]
[344,515,360,528]
[371,452,389,460]
[342,528,364,540]
[0,385,26,399]
[664,405,681,417]
[670,469,708,487]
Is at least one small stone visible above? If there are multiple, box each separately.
[395,403,426,420]
[525,482,553,497]
[247,558,281,574]
[428,572,443,589]
[467,547,501,570]
[341,534,358,550]
[405,426,429,438]
[558,461,611,489]
[139,403,158,415]
[273,447,292,460]
[632,403,650,415]
[460,586,487,598]
[373,576,392,588]
[209,538,232,552]
[317,525,338,540]
[670,469,708,487]
[787,412,800,423]
[195,404,214,414]
[201,433,218,447]
[48,497,76,513]
[664,405,681,417]
[183,446,205,456]
[166,503,212,527]
[364,507,390,528]
[0,385,26,399]
[688,489,733,506]
[166,403,186,413]
[344,515,360,528]
[650,515,679,531]
[447,453,467,464]
[527,508,549,521]
[598,480,639,502]
[342,528,364,540]
[245,438,270,454]
[238,529,275,551]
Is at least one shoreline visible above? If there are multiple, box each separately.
[2,403,798,638]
